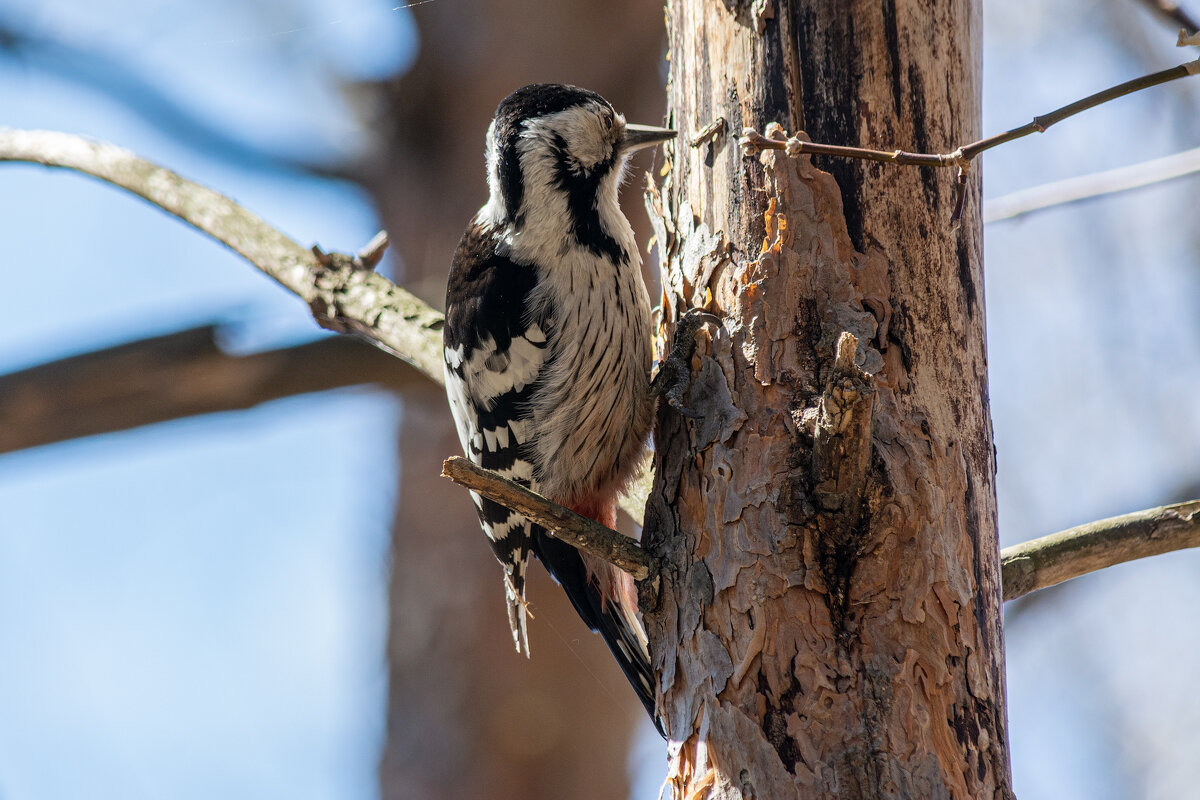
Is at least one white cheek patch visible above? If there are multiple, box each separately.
[521,103,613,172]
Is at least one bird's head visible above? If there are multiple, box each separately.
[478,84,674,253]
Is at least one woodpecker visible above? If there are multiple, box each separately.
[442,84,674,727]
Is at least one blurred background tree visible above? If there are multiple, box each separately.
[0,0,1197,798]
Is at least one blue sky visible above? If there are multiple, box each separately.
[982,3,1200,797]
[2,0,1200,798]
[0,1,409,798]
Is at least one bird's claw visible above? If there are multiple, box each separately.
[669,401,704,420]
[676,308,722,332]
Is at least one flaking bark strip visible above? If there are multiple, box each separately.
[810,332,877,644]
[811,333,876,550]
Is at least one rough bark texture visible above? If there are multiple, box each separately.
[643,1,1014,797]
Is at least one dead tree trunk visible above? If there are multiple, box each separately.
[644,1,1015,797]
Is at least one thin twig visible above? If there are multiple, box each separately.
[739,57,1200,220]
[744,58,1200,164]
[1000,499,1200,601]
[689,117,726,147]
[441,456,659,581]
[960,58,1200,160]
[741,128,961,167]
[984,144,1200,222]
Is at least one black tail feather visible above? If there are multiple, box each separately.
[532,528,664,737]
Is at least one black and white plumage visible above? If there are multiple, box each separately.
[443,84,673,728]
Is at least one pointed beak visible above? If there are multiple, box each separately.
[621,123,677,153]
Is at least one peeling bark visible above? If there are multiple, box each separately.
[643,1,1013,797]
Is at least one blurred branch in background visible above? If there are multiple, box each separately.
[0,326,414,455]
[1132,0,1200,35]
[984,144,1200,221]
[0,22,353,178]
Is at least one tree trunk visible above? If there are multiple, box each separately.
[644,1,1015,797]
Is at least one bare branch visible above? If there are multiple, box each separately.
[0,327,416,455]
[744,58,1200,164]
[0,128,445,382]
[441,456,658,581]
[740,57,1200,221]
[740,127,961,167]
[984,145,1200,222]
[960,58,1200,159]
[1001,499,1200,601]
[688,117,726,147]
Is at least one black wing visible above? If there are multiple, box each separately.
[444,223,549,655]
